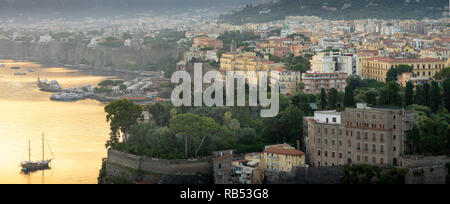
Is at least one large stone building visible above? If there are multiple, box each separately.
[220,52,280,72]
[301,72,348,94]
[305,103,415,167]
[361,57,446,82]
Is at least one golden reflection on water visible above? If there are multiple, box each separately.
[0,60,111,184]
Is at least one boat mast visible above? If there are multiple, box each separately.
[42,133,44,161]
[29,140,31,162]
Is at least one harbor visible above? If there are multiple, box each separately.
[0,60,111,184]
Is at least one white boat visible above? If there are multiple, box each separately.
[21,133,54,172]
[14,72,27,76]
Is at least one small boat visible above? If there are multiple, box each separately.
[14,72,27,76]
[21,133,54,173]
[28,69,34,72]
[11,67,20,70]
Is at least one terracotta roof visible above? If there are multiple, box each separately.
[273,67,287,72]
[264,147,305,156]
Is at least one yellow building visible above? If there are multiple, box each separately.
[220,52,279,72]
[263,144,306,172]
[362,57,446,82]
[272,67,301,96]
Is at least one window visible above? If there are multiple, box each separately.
[317,138,321,144]
[333,117,337,123]
[380,145,384,153]
[318,150,321,156]
[380,158,384,165]
[332,152,335,158]
[365,156,368,163]
[339,153,343,159]
[357,155,361,161]
[325,151,328,157]
[372,157,376,163]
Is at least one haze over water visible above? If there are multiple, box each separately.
[0,60,110,184]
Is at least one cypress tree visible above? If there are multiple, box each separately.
[414,85,424,105]
[344,86,355,107]
[328,88,338,109]
[423,83,431,107]
[444,79,450,111]
[430,81,441,113]
[320,88,327,110]
[405,81,414,107]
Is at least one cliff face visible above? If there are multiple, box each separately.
[0,40,181,70]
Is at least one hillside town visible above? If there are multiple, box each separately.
[1,1,449,185]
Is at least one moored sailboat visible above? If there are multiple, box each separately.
[21,133,54,172]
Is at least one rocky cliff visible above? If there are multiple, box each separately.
[0,40,182,70]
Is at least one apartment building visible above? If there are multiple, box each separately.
[263,144,306,172]
[301,72,348,94]
[361,57,446,82]
[273,67,301,96]
[219,51,280,72]
[420,48,449,61]
[305,103,415,167]
[311,52,359,76]
[193,36,223,49]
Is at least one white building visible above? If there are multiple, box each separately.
[311,52,359,76]
[39,34,53,43]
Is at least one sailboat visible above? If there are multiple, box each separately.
[21,133,54,172]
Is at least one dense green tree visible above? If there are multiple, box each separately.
[169,113,222,158]
[147,103,173,127]
[291,93,314,115]
[104,99,143,147]
[328,88,338,109]
[125,123,184,159]
[344,86,355,107]
[423,83,431,107]
[365,91,378,105]
[379,82,402,107]
[444,79,450,111]
[386,65,413,83]
[262,105,303,144]
[430,81,441,113]
[236,128,257,145]
[347,75,368,90]
[405,82,414,107]
[435,67,450,80]
[320,88,327,110]
[414,85,425,105]
[418,118,449,155]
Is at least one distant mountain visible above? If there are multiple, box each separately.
[221,0,449,24]
[0,0,261,19]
